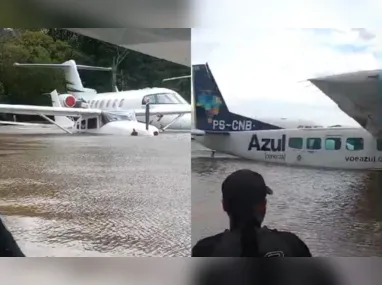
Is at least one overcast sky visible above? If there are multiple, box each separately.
[191,3,382,126]
[193,0,382,28]
[192,28,382,126]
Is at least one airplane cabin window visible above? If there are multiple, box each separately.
[90,100,94,107]
[106,100,111,108]
[377,139,382,151]
[112,99,118,108]
[100,100,105,108]
[119,99,125,108]
[346,137,364,151]
[306,138,321,150]
[325,138,341,150]
[94,101,99,108]
[288,137,303,149]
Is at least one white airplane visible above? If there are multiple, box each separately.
[13,60,192,131]
[0,90,160,136]
[0,120,51,127]
[192,63,382,170]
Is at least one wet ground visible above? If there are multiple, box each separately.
[192,141,382,256]
[0,127,190,257]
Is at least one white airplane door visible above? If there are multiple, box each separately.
[286,136,304,165]
[323,135,343,168]
[301,136,324,167]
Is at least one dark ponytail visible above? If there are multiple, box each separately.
[240,218,261,257]
[230,209,261,257]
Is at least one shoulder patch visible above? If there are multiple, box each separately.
[264,251,285,257]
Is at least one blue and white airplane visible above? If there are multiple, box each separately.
[192,63,382,170]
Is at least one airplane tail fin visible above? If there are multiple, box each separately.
[14,60,112,98]
[47,90,74,127]
[192,63,281,132]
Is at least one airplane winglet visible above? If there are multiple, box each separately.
[14,61,112,71]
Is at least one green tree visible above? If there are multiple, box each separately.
[0,30,87,105]
[47,29,191,101]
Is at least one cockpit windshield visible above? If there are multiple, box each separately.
[155,93,187,104]
[101,111,137,124]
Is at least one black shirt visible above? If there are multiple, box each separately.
[192,226,312,257]
[193,258,339,285]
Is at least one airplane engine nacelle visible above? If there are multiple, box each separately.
[59,94,79,108]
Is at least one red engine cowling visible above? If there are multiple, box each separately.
[59,94,77,107]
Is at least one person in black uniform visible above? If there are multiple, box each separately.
[193,259,340,285]
[192,169,312,257]
[0,217,25,257]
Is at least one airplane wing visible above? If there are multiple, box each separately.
[0,104,102,117]
[0,121,50,127]
[133,109,191,116]
[309,70,382,138]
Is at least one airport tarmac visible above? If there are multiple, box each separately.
[0,127,190,257]
[192,141,382,257]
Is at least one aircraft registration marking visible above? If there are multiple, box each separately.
[212,119,255,131]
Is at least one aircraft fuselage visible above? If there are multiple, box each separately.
[194,127,382,170]
[82,88,191,131]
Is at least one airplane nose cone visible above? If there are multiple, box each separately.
[148,125,159,136]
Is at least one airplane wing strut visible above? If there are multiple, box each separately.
[161,113,184,131]
[138,103,190,132]
[38,113,72,134]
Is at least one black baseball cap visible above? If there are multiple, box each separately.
[222,169,273,207]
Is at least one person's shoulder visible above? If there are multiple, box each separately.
[267,228,299,238]
[262,227,312,257]
[192,232,226,257]
[193,232,225,249]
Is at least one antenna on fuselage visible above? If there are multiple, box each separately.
[162,75,191,82]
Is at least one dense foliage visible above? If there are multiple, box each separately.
[0,28,190,109]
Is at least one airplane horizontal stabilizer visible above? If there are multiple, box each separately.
[204,131,230,135]
[14,61,111,71]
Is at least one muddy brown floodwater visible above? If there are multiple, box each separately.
[0,129,190,257]
[192,141,382,257]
